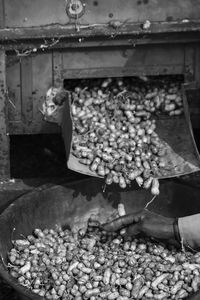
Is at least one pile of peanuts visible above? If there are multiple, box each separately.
[70,77,183,193]
[8,220,200,300]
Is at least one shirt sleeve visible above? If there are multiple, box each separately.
[178,214,200,250]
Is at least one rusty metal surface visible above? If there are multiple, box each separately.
[1,21,200,42]
[56,44,185,79]
[2,32,200,53]
[53,51,63,87]
[0,0,4,28]
[6,52,60,135]
[3,0,200,28]
[4,0,67,28]
[61,65,184,79]
[6,58,21,122]
[0,50,10,178]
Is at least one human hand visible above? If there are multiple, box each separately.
[102,209,175,241]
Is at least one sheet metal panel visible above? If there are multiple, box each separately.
[184,45,195,82]
[21,56,33,123]
[6,57,21,122]
[4,0,200,28]
[0,0,4,28]
[7,52,59,134]
[57,45,185,79]
[0,50,10,178]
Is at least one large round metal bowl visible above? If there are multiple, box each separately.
[0,178,200,300]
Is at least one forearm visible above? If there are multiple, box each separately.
[178,214,200,250]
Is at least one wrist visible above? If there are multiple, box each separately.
[163,223,175,240]
[159,217,175,240]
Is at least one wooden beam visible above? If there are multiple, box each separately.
[0,50,10,178]
[2,32,200,52]
[1,21,200,41]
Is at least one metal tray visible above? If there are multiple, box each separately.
[62,84,200,180]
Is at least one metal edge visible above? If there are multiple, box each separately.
[182,83,200,163]
[1,20,200,41]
